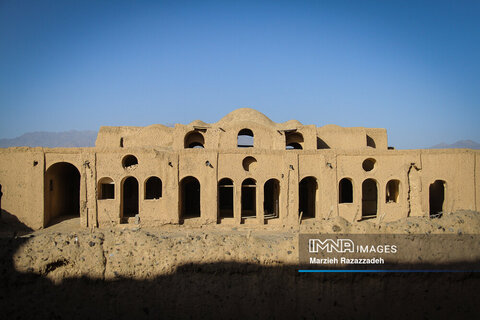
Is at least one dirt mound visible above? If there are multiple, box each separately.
[4,210,479,282]
[1,210,480,318]
[299,210,480,234]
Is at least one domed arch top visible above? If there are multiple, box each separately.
[217,108,275,127]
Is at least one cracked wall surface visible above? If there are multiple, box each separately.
[0,109,479,229]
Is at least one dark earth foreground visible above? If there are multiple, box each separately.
[1,210,480,319]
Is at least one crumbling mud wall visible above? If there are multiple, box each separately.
[2,212,480,319]
[1,147,477,230]
[0,109,478,230]
[0,148,44,228]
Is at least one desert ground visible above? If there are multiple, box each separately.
[1,210,480,319]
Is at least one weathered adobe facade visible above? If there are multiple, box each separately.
[0,108,479,230]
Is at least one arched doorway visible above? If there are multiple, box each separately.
[429,180,445,217]
[339,178,353,203]
[122,177,139,221]
[180,176,201,219]
[44,162,80,226]
[241,178,256,218]
[264,179,280,219]
[362,179,378,219]
[218,178,234,219]
[299,177,317,219]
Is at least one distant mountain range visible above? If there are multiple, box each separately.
[430,140,480,150]
[0,131,479,150]
[0,130,97,148]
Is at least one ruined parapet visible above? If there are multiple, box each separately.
[96,108,389,151]
[0,109,478,230]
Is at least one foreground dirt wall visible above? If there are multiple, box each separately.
[3,211,480,319]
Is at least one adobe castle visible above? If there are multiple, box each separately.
[0,108,478,229]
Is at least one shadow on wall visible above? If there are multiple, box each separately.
[0,234,479,319]
[0,210,33,236]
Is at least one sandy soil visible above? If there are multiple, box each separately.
[3,210,479,279]
[1,210,480,319]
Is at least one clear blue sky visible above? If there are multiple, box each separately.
[0,0,479,149]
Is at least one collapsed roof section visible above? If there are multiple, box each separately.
[95,108,388,150]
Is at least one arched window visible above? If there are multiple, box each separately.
[286,132,304,150]
[184,131,205,149]
[98,177,115,200]
[238,129,254,148]
[122,155,138,168]
[242,156,257,171]
[145,176,162,199]
[362,158,376,172]
[339,178,353,203]
[386,180,400,203]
